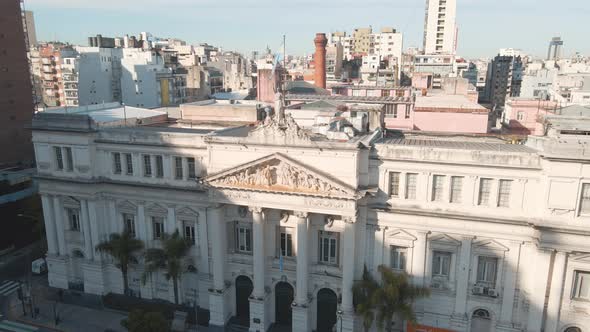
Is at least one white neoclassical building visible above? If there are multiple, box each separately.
[31,107,590,332]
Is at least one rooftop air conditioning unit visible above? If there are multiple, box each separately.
[472,286,485,295]
[486,289,499,298]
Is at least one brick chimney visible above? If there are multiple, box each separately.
[314,33,328,89]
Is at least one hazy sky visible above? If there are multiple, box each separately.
[26,0,590,59]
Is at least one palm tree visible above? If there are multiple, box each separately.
[96,231,144,296]
[142,230,191,304]
[353,265,430,332]
[353,266,379,332]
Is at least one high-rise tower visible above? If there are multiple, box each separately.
[423,0,457,54]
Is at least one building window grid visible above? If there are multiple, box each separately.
[142,155,152,177]
[478,178,493,206]
[174,157,183,179]
[432,251,452,280]
[64,147,73,171]
[184,222,196,245]
[580,183,590,215]
[67,208,80,231]
[432,175,445,202]
[319,231,339,265]
[389,172,401,197]
[405,173,418,199]
[450,176,463,203]
[125,153,133,175]
[498,180,512,207]
[123,213,136,237]
[390,246,407,271]
[476,256,498,287]
[574,271,590,300]
[236,225,252,253]
[279,227,293,257]
[152,217,164,240]
[187,157,196,179]
[54,146,64,170]
[113,152,122,174]
[155,155,164,178]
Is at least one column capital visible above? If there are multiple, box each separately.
[249,206,264,214]
[342,216,356,224]
[293,211,308,219]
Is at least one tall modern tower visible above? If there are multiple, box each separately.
[423,0,457,55]
[0,0,35,166]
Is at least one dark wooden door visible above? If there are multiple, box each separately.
[275,282,294,326]
[316,288,337,332]
[235,276,253,326]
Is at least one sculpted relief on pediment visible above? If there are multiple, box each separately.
[208,155,354,198]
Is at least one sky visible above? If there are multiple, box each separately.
[25,0,590,60]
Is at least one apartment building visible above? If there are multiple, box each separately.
[423,0,457,54]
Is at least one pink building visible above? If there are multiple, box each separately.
[331,85,412,98]
[504,98,558,135]
[413,90,489,133]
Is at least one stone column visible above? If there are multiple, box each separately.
[251,207,266,297]
[208,205,228,328]
[80,199,93,260]
[167,206,176,235]
[499,241,521,326]
[545,251,568,332]
[340,216,356,332]
[53,196,67,256]
[41,194,58,255]
[526,248,553,332]
[452,236,474,324]
[412,231,429,286]
[373,226,385,273]
[137,203,147,242]
[87,200,101,262]
[250,207,269,332]
[198,210,209,275]
[108,200,119,234]
[292,211,310,332]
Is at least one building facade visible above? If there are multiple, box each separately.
[423,0,457,54]
[33,108,590,332]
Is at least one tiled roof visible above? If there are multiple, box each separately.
[377,138,536,153]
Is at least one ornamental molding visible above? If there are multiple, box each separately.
[206,153,357,199]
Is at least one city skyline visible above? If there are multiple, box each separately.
[26,0,589,59]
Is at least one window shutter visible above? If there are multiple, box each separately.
[227,221,236,253]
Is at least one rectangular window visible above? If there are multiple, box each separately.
[64,147,73,171]
[155,155,164,178]
[405,173,418,199]
[236,225,252,253]
[187,157,196,179]
[174,157,183,179]
[142,155,152,177]
[152,217,164,239]
[123,213,136,237]
[478,178,493,206]
[432,251,452,277]
[450,176,463,203]
[279,227,293,257]
[580,184,590,215]
[184,221,196,245]
[574,271,590,300]
[498,179,512,207]
[113,152,122,174]
[476,256,498,286]
[432,175,445,202]
[517,111,525,121]
[405,105,411,119]
[67,208,80,231]
[389,172,400,197]
[54,146,64,170]
[390,246,407,271]
[319,231,338,265]
[125,153,133,175]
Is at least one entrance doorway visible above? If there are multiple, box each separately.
[275,282,294,326]
[235,276,253,327]
[470,309,492,332]
[316,288,337,332]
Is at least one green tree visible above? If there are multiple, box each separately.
[143,230,191,304]
[352,266,379,332]
[353,265,430,332]
[121,309,170,332]
[96,231,144,296]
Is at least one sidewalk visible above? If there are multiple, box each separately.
[5,286,127,332]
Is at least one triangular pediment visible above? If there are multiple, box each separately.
[177,206,200,218]
[571,253,590,263]
[474,239,509,252]
[206,153,357,199]
[117,200,137,211]
[430,234,461,246]
[62,196,80,208]
[385,228,417,241]
[146,203,168,215]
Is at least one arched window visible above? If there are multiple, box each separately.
[472,309,491,319]
[72,249,85,258]
[564,327,582,332]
